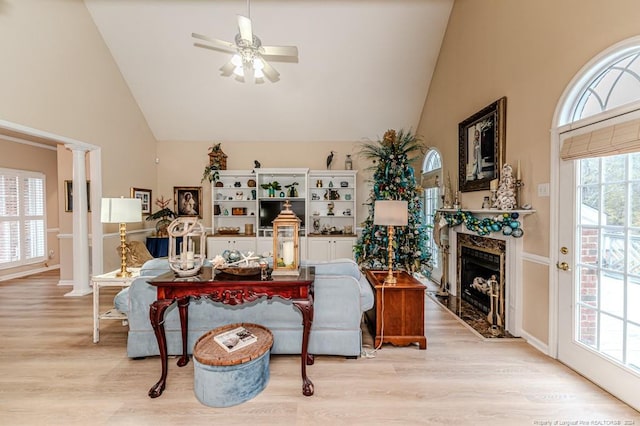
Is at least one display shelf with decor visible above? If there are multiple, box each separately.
[207,168,356,261]
[209,170,257,258]
[211,170,257,236]
[255,168,308,238]
[307,170,357,260]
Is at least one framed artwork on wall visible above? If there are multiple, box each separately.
[174,186,202,218]
[458,97,506,192]
[130,187,152,215]
[64,180,91,212]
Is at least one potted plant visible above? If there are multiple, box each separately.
[146,196,176,236]
[260,181,281,197]
[201,143,226,184]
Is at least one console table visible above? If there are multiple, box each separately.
[147,266,315,398]
[364,269,427,349]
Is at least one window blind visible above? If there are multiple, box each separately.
[560,118,640,160]
[0,168,46,268]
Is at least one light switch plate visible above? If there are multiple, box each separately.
[538,183,550,197]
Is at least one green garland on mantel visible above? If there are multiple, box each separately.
[442,210,524,238]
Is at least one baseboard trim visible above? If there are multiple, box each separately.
[0,264,60,282]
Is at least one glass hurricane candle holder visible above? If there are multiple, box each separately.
[167,217,206,277]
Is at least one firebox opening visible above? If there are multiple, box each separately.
[460,246,501,315]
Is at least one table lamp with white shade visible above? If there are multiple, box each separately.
[101,197,142,277]
[374,200,408,285]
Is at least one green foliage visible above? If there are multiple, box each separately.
[201,164,220,183]
[260,181,282,190]
[354,129,431,274]
[146,207,176,221]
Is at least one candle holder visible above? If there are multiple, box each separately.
[272,200,301,276]
[515,179,524,209]
[490,189,498,209]
[167,217,206,277]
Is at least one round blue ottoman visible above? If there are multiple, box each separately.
[193,323,273,407]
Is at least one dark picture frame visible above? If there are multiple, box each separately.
[174,186,202,218]
[130,187,152,215]
[64,180,91,212]
[458,97,506,192]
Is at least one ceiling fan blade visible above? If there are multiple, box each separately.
[192,33,235,51]
[261,45,298,57]
[194,42,236,55]
[237,15,253,43]
[260,59,280,82]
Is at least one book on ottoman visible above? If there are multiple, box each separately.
[214,326,258,352]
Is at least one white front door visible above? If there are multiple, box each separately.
[557,141,640,410]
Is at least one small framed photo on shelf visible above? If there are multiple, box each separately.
[64,180,91,212]
[458,97,506,193]
[174,186,202,218]
[130,187,152,215]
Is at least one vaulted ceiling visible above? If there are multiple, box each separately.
[84,0,453,143]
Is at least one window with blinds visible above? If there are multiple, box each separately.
[0,168,47,269]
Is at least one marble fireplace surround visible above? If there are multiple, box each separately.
[444,210,534,338]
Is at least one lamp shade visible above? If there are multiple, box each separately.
[101,198,142,224]
[374,200,408,226]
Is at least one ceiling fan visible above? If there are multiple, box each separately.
[192,1,299,83]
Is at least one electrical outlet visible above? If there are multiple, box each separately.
[538,183,550,197]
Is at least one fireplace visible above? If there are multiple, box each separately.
[438,209,531,338]
[458,235,505,331]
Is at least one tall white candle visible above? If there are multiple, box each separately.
[186,251,195,269]
[282,241,294,266]
[180,249,187,269]
[517,160,522,180]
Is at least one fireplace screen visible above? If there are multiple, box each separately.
[457,234,506,329]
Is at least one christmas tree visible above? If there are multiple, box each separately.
[354,129,431,274]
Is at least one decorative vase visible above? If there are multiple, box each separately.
[345,154,353,170]
[155,218,172,237]
[268,188,275,197]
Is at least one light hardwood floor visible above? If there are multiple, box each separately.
[0,270,638,425]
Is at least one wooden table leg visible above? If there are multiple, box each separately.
[176,296,190,367]
[148,299,173,398]
[293,297,314,396]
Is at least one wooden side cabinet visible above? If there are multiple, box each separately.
[364,269,427,349]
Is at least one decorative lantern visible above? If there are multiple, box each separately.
[167,217,206,277]
[272,200,301,276]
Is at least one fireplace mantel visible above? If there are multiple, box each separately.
[438,209,535,337]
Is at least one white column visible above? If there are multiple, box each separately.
[89,148,103,276]
[65,144,92,297]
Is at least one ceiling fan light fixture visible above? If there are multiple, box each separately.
[192,0,298,84]
[231,54,243,67]
[253,57,264,70]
